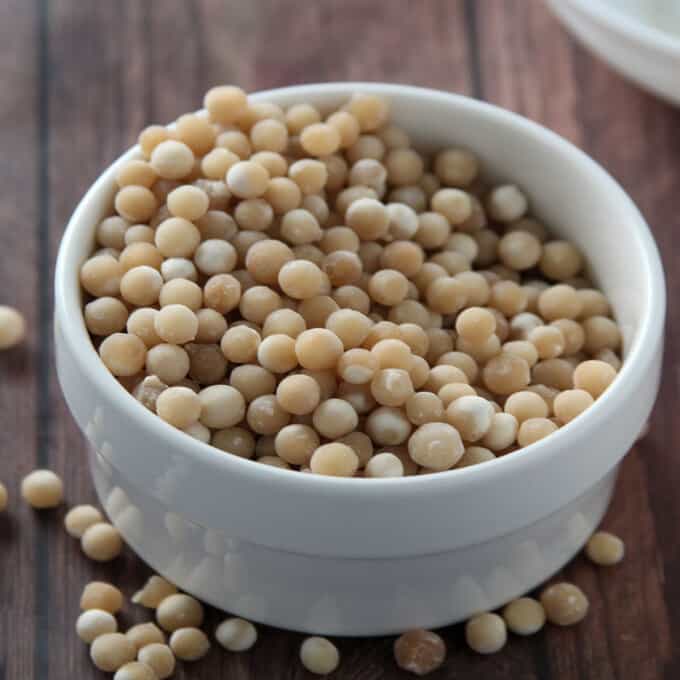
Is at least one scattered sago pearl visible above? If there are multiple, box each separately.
[405,391,445,426]
[455,307,496,344]
[230,365,277,402]
[540,241,583,281]
[585,531,625,566]
[90,633,137,672]
[84,297,129,336]
[286,103,321,133]
[326,110,361,148]
[346,197,390,240]
[385,148,424,186]
[156,593,204,632]
[483,353,530,396]
[337,348,379,384]
[262,308,306,338]
[132,575,178,609]
[310,442,359,477]
[300,123,341,156]
[434,148,478,187]
[246,239,294,285]
[276,374,321,415]
[212,426,255,458]
[198,385,245,429]
[465,612,507,654]
[155,217,200,258]
[540,582,589,626]
[80,581,124,614]
[326,309,372,349]
[529,325,565,359]
[156,386,201,428]
[0,305,26,349]
[431,187,472,224]
[169,627,210,661]
[538,284,582,321]
[371,368,414,407]
[573,359,617,398]
[137,643,175,679]
[138,125,171,159]
[119,243,163,272]
[201,147,239,179]
[76,609,118,644]
[246,394,291,435]
[364,452,404,478]
[455,446,496,468]
[517,417,558,447]
[348,157,387,191]
[174,113,216,154]
[408,422,464,470]
[194,239,237,276]
[257,334,298,373]
[582,315,621,354]
[21,469,63,509]
[487,184,528,222]
[114,662,157,680]
[498,230,542,270]
[203,85,248,125]
[126,623,166,651]
[167,185,209,221]
[578,288,610,319]
[145,344,189,385]
[150,140,194,180]
[81,522,123,562]
[274,424,319,466]
[437,383,476,408]
[502,597,546,636]
[446,395,494,441]
[502,340,539,367]
[504,391,549,423]
[299,636,340,675]
[278,259,324,299]
[394,629,446,676]
[295,328,344,370]
[226,160,270,199]
[346,93,390,131]
[115,185,158,223]
[159,279,202,311]
[154,305,198,345]
[80,254,123,297]
[215,617,258,652]
[553,389,594,424]
[120,266,163,306]
[368,269,408,306]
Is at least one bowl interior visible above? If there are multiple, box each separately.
[57,83,664,485]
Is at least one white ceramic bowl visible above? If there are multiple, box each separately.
[55,83,665,636]
[547,0,680,105]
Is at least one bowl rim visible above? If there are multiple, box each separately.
[55,82,666,498]
[560,0,680,56]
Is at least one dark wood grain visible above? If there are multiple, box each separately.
[0,1,40,679]
[0,0,678,678]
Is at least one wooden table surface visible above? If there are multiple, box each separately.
[1,1,678,678]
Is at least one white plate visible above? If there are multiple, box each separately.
[547,0,680,105]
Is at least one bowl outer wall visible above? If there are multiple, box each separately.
[547,0,680,106]
[54,83,666,560]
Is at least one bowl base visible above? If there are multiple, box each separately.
[90,446,616,636]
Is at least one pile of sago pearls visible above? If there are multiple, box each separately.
[78,85,623,478]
